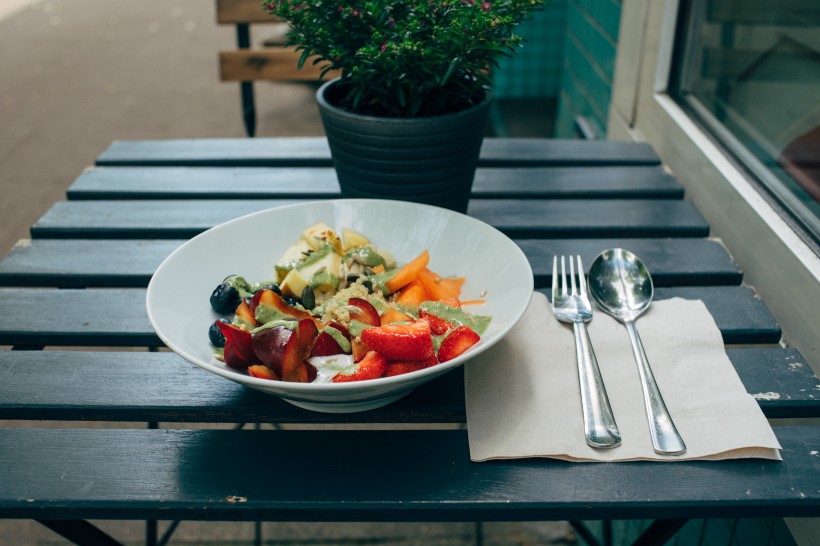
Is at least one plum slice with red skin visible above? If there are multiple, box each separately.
[216,321,256,369]
[347,297,380,327]
[251,318,318,380]
[310,321,352,357]
[251,326,291,375]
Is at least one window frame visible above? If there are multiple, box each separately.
[606,0,820,370]
[668,0,820,252]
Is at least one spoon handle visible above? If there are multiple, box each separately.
[625,321,686,455]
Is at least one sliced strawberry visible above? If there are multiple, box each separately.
[360,319,434,361]
[348,297,381,327]
[383,361,424,377]
[332,350,388,383]
[418,309,454,335]
[247,364,278,380]
[383,355,438,377]
[437,325,480,363]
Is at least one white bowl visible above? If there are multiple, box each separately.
[146,199,533,413]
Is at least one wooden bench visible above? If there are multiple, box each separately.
[216,0,339,137]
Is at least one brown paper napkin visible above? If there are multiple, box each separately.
[465,292,782,462]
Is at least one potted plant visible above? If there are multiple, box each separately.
[263,0,545,213]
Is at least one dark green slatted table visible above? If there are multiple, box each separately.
[0,137,817,546]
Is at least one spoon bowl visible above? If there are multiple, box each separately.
[588,248,686,455]
[588,248,653,322]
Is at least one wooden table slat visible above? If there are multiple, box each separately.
[0,288,156,347]
[651,286,781,344]
[67,165,683,200]
[0,286,780,347]
[95,138,662,168]
[535,285,780,344]
[1,427,817,521]
[30,199,710,240]
[0,348,814,422]
[0,238,741,288]
[726,348,820,418]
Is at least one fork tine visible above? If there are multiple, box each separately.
[577,255,588,297]
[569,255,577,295]
[560,255,567,295]
[551,256,558,300]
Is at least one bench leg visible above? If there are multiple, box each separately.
[241,82,256,138]
[570,519,686,546]
[569,521,606,546]
[38,520,124,546]
[235,23,256,138]
[632,519,688,546]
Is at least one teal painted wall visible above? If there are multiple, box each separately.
[555,0,621,138]
[491,1,568,98]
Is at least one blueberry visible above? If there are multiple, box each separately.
[283,295,301,307]
[210,283,241,314]
[208,319,229,347]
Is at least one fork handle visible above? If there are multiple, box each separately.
[573,322,621,448]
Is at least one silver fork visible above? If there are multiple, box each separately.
[552,255,621,449]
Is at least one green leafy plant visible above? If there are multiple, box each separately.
[263,0,545,117]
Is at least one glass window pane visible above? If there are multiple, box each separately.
[672,0,820,247]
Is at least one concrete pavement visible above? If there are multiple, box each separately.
[0,0,324,256]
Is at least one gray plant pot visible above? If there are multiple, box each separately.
[316,79,492,214]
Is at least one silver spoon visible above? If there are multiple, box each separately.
[588,248,686,455]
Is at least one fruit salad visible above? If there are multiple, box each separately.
[207,223,491,383]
